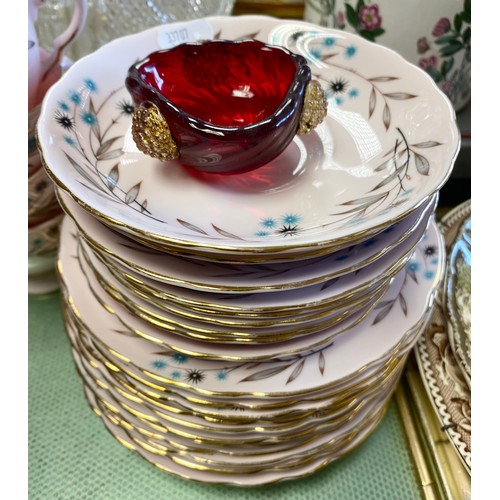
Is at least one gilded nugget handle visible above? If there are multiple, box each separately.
[297,80,328,136]
[131,103,179,161]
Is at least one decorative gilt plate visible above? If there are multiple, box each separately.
[39,15,459,260]
[57,213,445,393]
[414,199,471,473]
[445,216,471,385]
[80,379,388,486]
[57,187,437,293]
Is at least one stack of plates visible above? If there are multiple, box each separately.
[37,15,459,485]
[414,200,471,474]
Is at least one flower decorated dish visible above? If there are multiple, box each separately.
[57,187,437,294]
[415,199,471,473]
[445,215,471,386]
[58,212,445,373]
[125,39,327,174]
[38,16,459,260]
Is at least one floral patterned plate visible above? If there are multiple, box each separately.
[445,215,471,386]
[80,378,388,485]
[65,307,394,483]
[414,199,471,473]
[57,212,445,393]
[38,16,459,260]
[57,187,437,293]
[77,233,387,352]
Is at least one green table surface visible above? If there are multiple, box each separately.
[29,291,422,500]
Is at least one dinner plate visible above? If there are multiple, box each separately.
[70,193,432,318]
[68,316,394,480]
[77,230,393,338]
[81,380,388,486]
[77,233,390,345]
[72,329,394,445]
[64,301,400,419]
[39,15,459,261]
[57,213,445,394]
[414,199,471,473]
[445,216,471,385]
[57,187,437,293]
[69,221,389,359]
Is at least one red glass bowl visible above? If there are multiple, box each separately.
[125,39,327,175]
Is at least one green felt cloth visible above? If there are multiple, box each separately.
[29,291,422,499]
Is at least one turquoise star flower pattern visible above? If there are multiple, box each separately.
[80,110,97,126]
[64,136,76,146]
[256,213,302,238]
[171,353,188,364]
[323,37,336,47]
[68,90,82,105]
[58,100,70,112]
[216,370,228,381]
[151,359,167,370]
[84,78,98,93]
[345,45,357,58]
[407,262,418,274]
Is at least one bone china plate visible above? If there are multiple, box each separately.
[38,15,459,259]
[58,213,445,390]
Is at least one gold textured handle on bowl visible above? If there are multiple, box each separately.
[297,80,328,136]
[131,103,179,162]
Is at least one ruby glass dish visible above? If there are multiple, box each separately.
[125,39,327,174]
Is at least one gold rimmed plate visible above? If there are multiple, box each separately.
[39,16,459,262]
[57,212,445,396]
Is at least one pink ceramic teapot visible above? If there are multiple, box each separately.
[28,0,88,110]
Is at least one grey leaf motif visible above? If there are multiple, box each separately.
[407,267,418,283]
[120,242,164,255]
[64,152,105,192]
[319,351,325,375]
[338,193,387,214]
[372,302,393,325]
[398,293,408,316]
[239,31,260,40]
[177,219,209,235]
[342,192,388,207]
[374,151,404,172]
[414,152,430,175]
[287,359,305,384]
[320,277,339,291]
[239,364,292,382]
[243,362,262,370]
[371,164,406,191]
[114,328,136,338]
[96,136,121,158]
[369,77,398,82]
[76,179,110,198]
[152,350,176,357]
[140,199,148,213]
[411,141,442,148]
[383,92,417,100]
[106,164,119,191]
[382,103,391,130]
[124,182,141,204]
[97,149,123,161]
[212,225,244,240]
[368,87,376,118]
